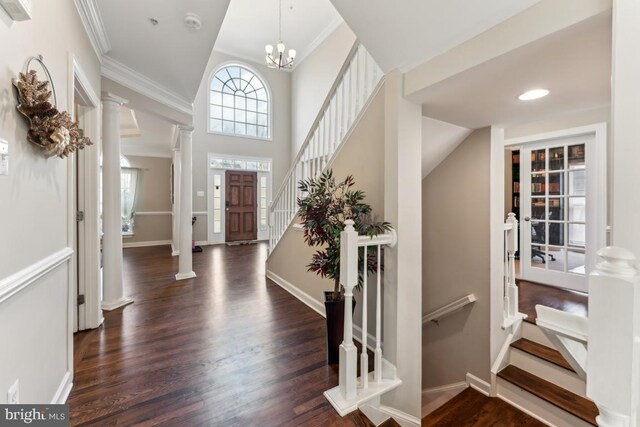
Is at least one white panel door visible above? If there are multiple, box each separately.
[521,134,601,292]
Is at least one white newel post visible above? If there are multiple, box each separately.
[176,125,196,281]
[339,219,358,400]
[587,247,640,427]
[172,148,181,256]
[505,213,519,321]
[101,93,133,311]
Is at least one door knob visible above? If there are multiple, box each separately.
[524,217,531,222]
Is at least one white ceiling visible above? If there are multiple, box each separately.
[422,117,472,178]
[120,109,176,159]
[412,13,612,129]
[97,0,230,102]
[329,0,541,73]
[214,0,342,68]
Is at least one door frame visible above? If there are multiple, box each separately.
[503,123,607,291]
[206,153,272,245]
[225,170,258,242]
[68,53,102,332]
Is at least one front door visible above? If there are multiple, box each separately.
[225,170,257,242]
[520,133,603,292]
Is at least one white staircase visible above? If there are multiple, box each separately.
[269,41,384,251]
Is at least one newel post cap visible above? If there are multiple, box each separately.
[595,246,639,277]
[343,219,355,231]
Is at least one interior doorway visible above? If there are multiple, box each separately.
[504,124,607,292]
[225,170,258,242]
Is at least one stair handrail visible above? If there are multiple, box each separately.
[422,294,477,325]
[270,40,361,206]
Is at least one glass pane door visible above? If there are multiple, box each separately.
[521,136,593,292]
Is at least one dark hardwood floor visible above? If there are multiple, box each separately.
[517,280,588,324]
[421,388,545,427]
[69,243,370,426]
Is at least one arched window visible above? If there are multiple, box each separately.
[209,64,270,140]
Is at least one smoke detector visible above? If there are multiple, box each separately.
[184,13,202,30]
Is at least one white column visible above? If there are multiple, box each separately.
[176,125,196,280]
[382,70,423,417]
[171,147,181,256]
[611,0,640,260]
[101,93,133,310]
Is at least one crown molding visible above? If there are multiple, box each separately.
[73,0,111,60]
[101,55,194,116]
[293,16,344,69]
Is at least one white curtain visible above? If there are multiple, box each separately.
[121,167,142,233]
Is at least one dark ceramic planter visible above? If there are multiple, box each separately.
[324,291,356,365]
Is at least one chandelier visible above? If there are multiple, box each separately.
[265,0,296,69]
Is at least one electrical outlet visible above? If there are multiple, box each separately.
[7,379,19,404]
[0,139,8,176]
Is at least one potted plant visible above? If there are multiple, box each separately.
[298,169,391,364]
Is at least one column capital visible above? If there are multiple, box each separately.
[177,124,195,133]
[101,92,128,108]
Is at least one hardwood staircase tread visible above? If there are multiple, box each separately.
[352,409,400,427]
[498,365,598,426]
[511,338,576,373]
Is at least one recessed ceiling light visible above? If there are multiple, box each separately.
[149,18,159,26]
[518,89,550,101]
[184,13,202,30]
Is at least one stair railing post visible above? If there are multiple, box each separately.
[339,219,358,400]
[587,247,640,427]
[505,213,518,320]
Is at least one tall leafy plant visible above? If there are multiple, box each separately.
[297,170,391,301]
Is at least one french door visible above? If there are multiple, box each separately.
[520,133,604,292]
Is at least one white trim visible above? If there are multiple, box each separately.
[422,381,468,396]
[466,373,491,396]
[123,240,172,248]
[422,294,476,324]
[496,390,556,427]
[377,405,421,427]
[72,0,111,60]
[51,371,73,404]
[101,56,193,116]
[266,270,325,317]
[135,211,172,216]
[293,16,344,68]
[175,271,197,281]
[0,247,73,304]
[193,211,208,215]
[101,296,134,311]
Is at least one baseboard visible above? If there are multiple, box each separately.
[51,371,72,404]
[123,240,172,248]
[422,381,467,418]
[466,373,491,396]
[266,270,325,317]
[422,381,468,396]
[378,405,421,427]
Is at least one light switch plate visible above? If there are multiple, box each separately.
[197,191,205,197]
[0,139,8,176]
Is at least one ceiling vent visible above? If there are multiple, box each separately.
[184,13,202,30]
[0,0,31,21]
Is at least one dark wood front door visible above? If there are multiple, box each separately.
[225,170,257,242]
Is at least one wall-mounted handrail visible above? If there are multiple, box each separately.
[422,294,477,325]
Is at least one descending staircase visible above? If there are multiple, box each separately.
[269,40,384,251]
[495,320,598,427]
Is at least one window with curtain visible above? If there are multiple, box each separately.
[120,167,141,235]
[209,64,271,139]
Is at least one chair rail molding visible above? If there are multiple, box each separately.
[0,247,74,304]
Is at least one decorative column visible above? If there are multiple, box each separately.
[176,125,196,280]
[171,147,181,256]
[101,93,133,310]
[339,220,358,400]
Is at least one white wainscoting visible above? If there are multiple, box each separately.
[0,247,73,304]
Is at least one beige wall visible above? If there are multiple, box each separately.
[266,87,386,331]
[422,128,492,388]
[124,156,172,245]
[191,51,292,242]
[291,22,357,158]
[0,3,100,403]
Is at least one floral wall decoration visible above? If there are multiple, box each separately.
[13,56,92,158]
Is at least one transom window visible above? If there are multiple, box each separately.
[209,65,270,140]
